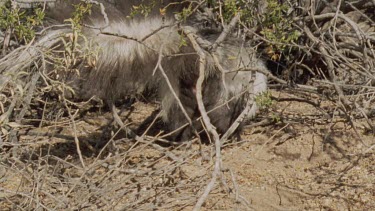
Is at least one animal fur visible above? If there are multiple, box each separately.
[4,0,268,141]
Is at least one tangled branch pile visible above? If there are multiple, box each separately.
[0,0,374,210]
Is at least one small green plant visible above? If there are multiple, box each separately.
[255,91,273,109]
[222,0,239,21]
[255,92,283,123]
[209,0,256,24]
[260,0,300,59]
[179,33,188,47]
[61,2,92,70]
[64,2,92,32]
[209,0,300,61]
[129,0,157,18]
[38,1,98,88]
[179,5,193,21]
[270,113,281,123]
[0,1,45,44]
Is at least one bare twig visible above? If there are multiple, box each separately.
[210,13,241,52]
[183,26,222,211]
[62,95,86,168]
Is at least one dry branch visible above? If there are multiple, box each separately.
[1,0,375,210]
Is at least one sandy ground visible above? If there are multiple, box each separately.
[1,90,374,210]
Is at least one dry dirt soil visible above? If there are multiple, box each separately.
[1,90,374,210]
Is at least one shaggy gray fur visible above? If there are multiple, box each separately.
[7,0,269,141]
